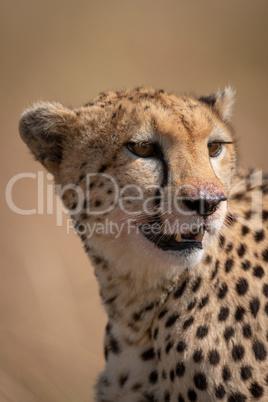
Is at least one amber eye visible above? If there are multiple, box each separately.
[127,142,155,158]
[208,142,222,158]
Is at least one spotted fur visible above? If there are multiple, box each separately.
[19,87,268,401]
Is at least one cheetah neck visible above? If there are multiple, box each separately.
[86,237,219,343]
[90,250,180,342]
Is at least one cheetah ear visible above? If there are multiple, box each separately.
[199,86,236,123]
[19,102,77,175]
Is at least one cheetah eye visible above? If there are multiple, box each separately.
[208,142,222,158]
[126,142,156,158]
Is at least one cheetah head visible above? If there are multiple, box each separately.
[19,88,237,284]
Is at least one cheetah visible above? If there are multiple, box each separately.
[19,87,268,401]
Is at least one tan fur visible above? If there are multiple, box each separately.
[19,88,268,401]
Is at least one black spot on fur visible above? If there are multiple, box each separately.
[187,298,197,311]
[242,324,252,338]
[93,255,103,264]
[196,325,208,339]
[143,392,157,402]
[158,309,168,319]
[155,89,165,94]
[98,164,108,173]
[84,244,90,253]
[169,369,175,382]
[263,210,268,220]
[192,277,202,292]
[237,244,246,258]
[226,243,233,253]
[69,202,77,210]
[255,230,265,242]
[153,328,158,340]
[218,283,228,299]
[165,313,180,327]
[235,278,248,295]
[219,235,226,247]
[211,260,219,280]
[174,280,188,298]
[262,248,268,262]
[199,295,209,308]
[232,344,245,361]
[263,283,268,297]
[249,297,260,317]
[225,259,234,273]
[119,374,128,387]
[194,372,207,390]
[149,371,158,384]
[110,335,121,354]
[208,349,220,365]
[244,210,252,220]
[84,101,94,107]
[222,366,231,382]
[165,342,174,354]
[145,302,157,312]
[241,225,249,236]
[240,366,252,380]
[252,340,267,361]
[241,260,251,271]
[224,326,235,342]
[187,390,197,401]
[253,265,264,278]
[177,340,186,353]
[218,307,229,321]
[215,384,225,399]
[205,254,212,264]
[250,381,264,398]
[183,316,194,330]
[228,393,246,402]
[176,362,185,377]
[164,390,170,401]
[104,346,108,360]
[235,306,246,321]
[193,350,203,363]
[141,348,155,361]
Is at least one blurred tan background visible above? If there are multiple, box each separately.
[1,1,268,401]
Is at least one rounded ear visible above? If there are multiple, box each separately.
[199,86,236,123]
[19,102,77,174]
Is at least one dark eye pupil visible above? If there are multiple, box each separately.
[127,142,155,157]
[208,143,221,157]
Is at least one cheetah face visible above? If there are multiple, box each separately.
[111,118,235,271]
[19,87,237,280]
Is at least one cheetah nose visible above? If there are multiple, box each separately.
[183,195,227,216]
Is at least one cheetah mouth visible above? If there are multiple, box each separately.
[140,224,205,251]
